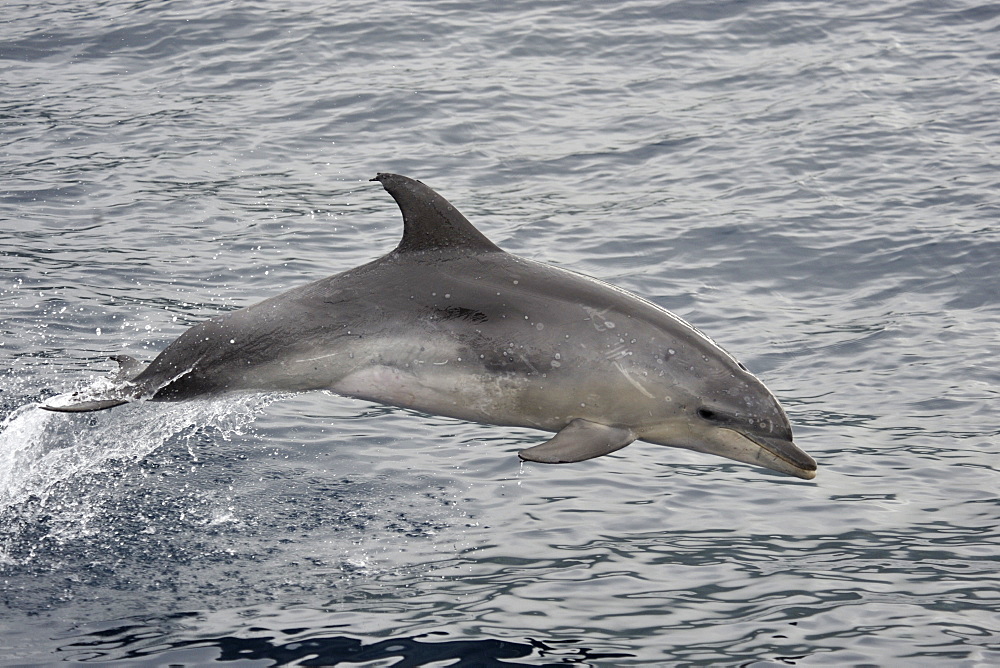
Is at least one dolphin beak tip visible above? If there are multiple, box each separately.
[745,433,818,481]
[794,466,818,481]
[786,452,818,481]
[780,451,818,481]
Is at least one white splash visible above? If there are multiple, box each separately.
[0,394,278,510]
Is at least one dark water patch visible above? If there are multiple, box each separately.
[52,615,633,666]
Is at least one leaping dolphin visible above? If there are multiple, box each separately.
[42,174,817,480]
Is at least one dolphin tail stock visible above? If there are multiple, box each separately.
[40,355,146,413]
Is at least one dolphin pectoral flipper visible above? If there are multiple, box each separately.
[518,419,636,464]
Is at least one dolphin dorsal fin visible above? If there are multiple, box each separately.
[372,173,503,254]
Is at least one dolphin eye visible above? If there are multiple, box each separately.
[697,407,718,421]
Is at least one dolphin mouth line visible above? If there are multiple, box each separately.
[743,431,818,479]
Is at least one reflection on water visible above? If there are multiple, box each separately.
[57,614,633,666]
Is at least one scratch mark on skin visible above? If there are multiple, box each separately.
[518,353,541,376]
[604,343,631,362]
[583,305,616,332]
[614,361,655,399]
[298,352,342,363]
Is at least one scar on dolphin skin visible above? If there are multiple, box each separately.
[43,174,817,480]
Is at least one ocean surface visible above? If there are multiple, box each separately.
[2,0,998,665]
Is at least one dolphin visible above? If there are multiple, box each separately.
[42,173,817,480]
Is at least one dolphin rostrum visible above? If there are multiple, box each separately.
[43,174,817,480]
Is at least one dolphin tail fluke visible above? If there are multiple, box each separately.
[40,396,130,413]
[40,355,146,413]
[109,354,144,381]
